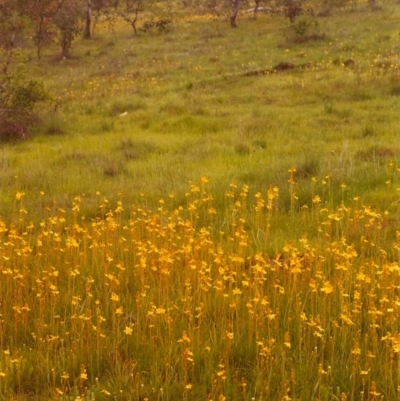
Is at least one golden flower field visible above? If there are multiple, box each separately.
[1,172,400,400]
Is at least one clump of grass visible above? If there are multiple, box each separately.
[323,99,353,118]
[108,98,147,116]
[103,160,123,177]
[116,137,160,160]
[294,155,320,179]
[290,32,326,44]
[252,138,267,149]
[40,115,67,136]
[389,73,400,96]
[234,142,251,155]
[62,150,87,161]
[362,124,376,138]
[355,145,399,161]
[99,119,115,133]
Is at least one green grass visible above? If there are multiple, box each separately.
[1,2,400,229]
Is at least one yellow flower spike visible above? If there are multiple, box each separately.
[226,331,234,340]
[321,281,334,294]
[124,326,133,335]
[369,381,380,397]
[177,331,191,344]
[110,293,120,302]
[312,195,321,205]
[79,366,87,381]
[15,191,25,201]
[284,332,291,349]
[318,364,327,375]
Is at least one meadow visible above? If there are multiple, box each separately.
[1,1,400,399]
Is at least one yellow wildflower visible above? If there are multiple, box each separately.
[124,326,133,335]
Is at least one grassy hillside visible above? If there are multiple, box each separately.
[1,1,400,226]
[1,2,400,400]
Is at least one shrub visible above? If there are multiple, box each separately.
[142,18,172,34]
[281,0,307,23]
[290,15,319,36]
[0,73,50,140]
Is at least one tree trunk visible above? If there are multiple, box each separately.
[230,0,241,27]
[61,36,70,58]
[3,31,16,74]
[84,0,92,39]
[61,44,69,59]
[3,13,17,75]
[253,0,260,19]
[37,16,44,60]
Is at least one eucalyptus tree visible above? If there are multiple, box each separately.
[26,0,58,60]
[122,0,173,35]
[0,0,28,73]
[122,0,143,34]
[53,0,84,58]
